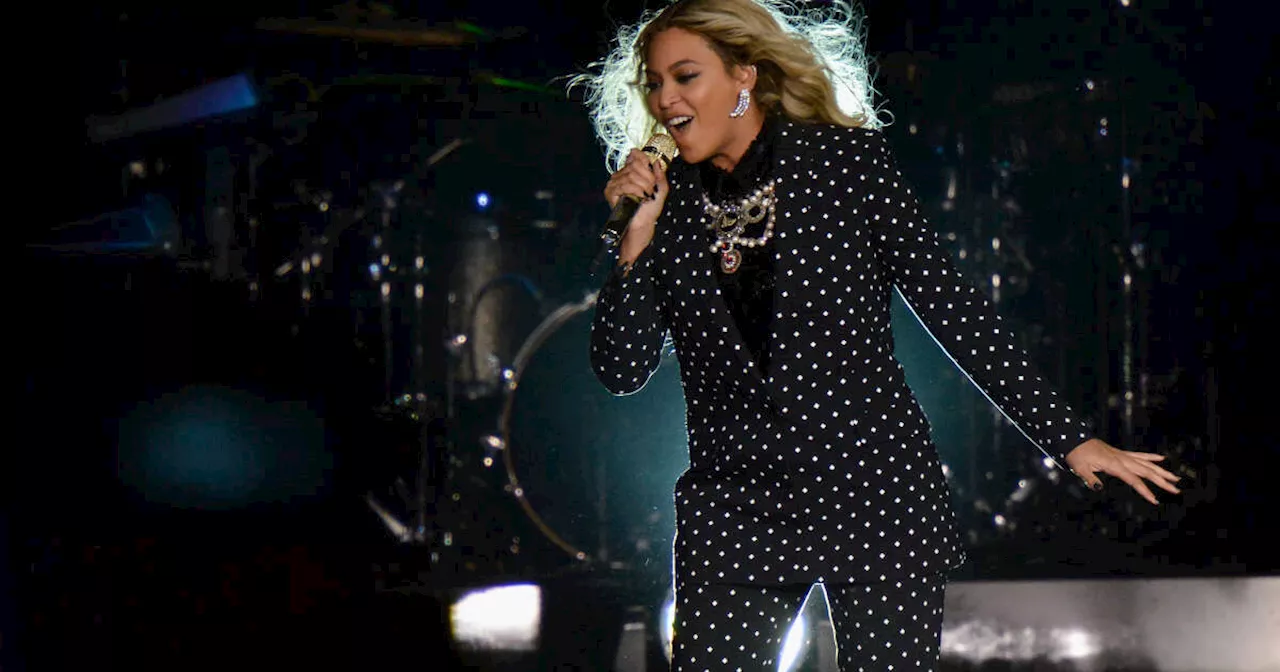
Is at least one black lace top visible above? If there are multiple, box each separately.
[697,114,781,373]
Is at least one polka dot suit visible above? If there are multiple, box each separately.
[590,120,1093,669]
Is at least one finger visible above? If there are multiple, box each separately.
[1077,466,1104,492]
[1151,476,1181,495]
[637,157,658,184]
[654,158,670,190]
[1128,452,1167,462]
[1120,453,1181,488]
[622,173,656,200]
[612,169,654,197]
[1112,466,1159,505]
[618,161,653,186]
[604,179,633,207]
[1144,462,1180,482]
[1139,465,1182,494]
[606,184,648,208]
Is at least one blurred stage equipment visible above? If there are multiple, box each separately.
[267,140,469,546]
[253,0,521,49]
[255,17,486,48]
[27,195,180,255]
[86,74,259,144]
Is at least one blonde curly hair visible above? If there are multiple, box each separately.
[569,0,887,172]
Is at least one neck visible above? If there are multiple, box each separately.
[709,109,766,172]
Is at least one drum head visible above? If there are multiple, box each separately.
[502,300,688,567]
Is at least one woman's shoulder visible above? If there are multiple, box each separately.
[780,118,888,150]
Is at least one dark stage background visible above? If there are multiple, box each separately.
[13,0,1278,670]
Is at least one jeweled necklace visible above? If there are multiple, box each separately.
[700,178,779,274]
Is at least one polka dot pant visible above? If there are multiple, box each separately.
[673,575,945,672]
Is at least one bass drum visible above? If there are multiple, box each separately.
[499,294,689,568]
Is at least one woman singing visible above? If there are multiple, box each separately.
[576,0,1181,669]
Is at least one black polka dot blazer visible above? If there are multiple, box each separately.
[590,119,1093,586]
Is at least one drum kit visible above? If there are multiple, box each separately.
[243,7,690,586]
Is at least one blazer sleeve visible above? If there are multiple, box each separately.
[589,243,669,395]
[859,130,1094,467]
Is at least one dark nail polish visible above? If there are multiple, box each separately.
[1090,482,1103,492]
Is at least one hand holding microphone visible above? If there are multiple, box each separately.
[601,134,678,265]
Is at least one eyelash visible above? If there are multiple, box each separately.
[645,73,699,92]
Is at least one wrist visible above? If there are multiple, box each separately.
[618,229,654,265]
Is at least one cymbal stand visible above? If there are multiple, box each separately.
[361,138,468,547]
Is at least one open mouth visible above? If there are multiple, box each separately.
[667,116,694,134]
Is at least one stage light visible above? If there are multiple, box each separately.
[116,385,329,509]
[1056,628,1100,660]
[660,593,676,661]
[779,613,809,672]
[477,192,491,210]
[450,583,541,652]
[87,73,258,143]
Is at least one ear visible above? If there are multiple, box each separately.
[732,63,758,90]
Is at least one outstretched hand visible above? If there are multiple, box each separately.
[1064,438,1181,505]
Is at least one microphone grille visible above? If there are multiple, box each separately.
[643,133,679,164]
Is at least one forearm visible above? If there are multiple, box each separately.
[590,245,669,395]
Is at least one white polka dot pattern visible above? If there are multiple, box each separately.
[672,576,945,672]
[590,120,1092,586]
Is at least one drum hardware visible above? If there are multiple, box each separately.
[272,208,367,280]
[254,17,483,49]
[251,137,470,549]
[255,1,527,48]
[452,272,549,400]
[450,290,688,570]
[237,67,669,572]
[496,292,601,561]
[269,137,467,283]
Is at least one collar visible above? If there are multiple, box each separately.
[698,113,783,202]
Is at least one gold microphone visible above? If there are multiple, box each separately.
[600,133,679,248]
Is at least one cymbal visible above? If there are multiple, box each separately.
[255,17,485,48]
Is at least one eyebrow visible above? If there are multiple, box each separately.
[644,59,701,76]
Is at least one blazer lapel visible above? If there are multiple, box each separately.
[761,121,811,401]
[670,120,812,403]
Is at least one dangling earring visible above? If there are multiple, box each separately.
[729,88,750,118]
